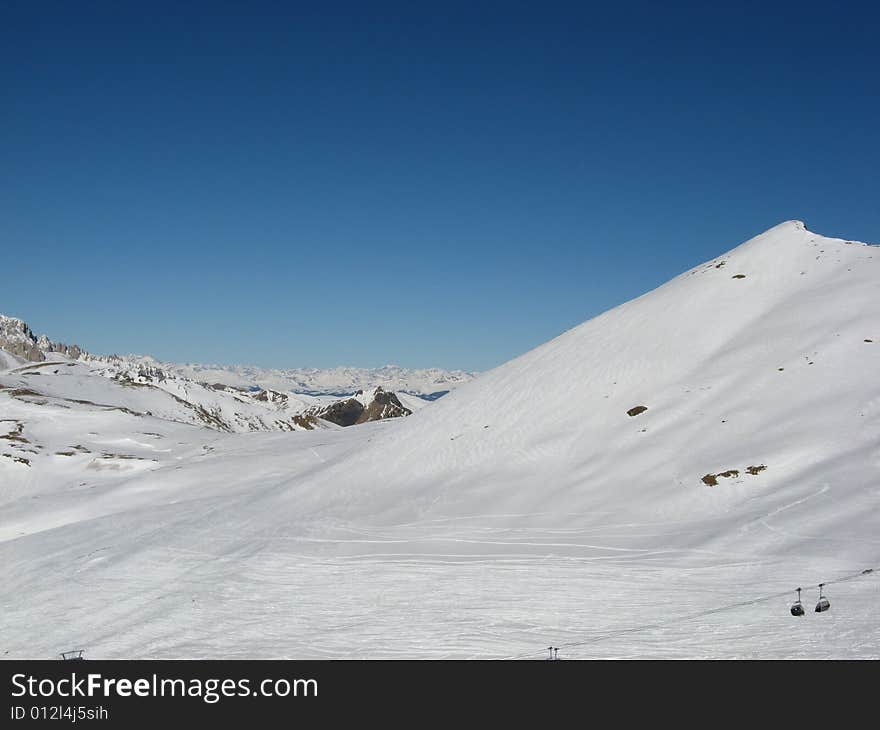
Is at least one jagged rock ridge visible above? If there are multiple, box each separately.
[306,387,412,427]
[0,315,86,362]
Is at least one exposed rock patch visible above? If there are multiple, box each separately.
[701,469,739,486]
[314,397,366,427]
[0,422,28,443]
[253,389,288,404]
[6,388,42,399]
[1,453,30,466]
[702,464,768,485]
[292,414,319,430]
[626,405,648,417]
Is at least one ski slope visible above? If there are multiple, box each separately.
[1,221,878,659]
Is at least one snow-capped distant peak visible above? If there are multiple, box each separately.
[0,312,476,395]
[112,357,478,397]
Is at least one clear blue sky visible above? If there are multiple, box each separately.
[2,1,878,371]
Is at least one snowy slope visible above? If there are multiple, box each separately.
[0,357,334,437]
[290,221,880,546]
[0,348,26,372]
[1,221,878,659]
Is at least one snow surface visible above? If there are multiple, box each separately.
[395,391,431,413]
[0,349,26,372]
[1,221,878,659]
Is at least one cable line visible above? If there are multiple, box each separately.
[501,565,878,660]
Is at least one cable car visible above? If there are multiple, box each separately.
[815,583,830,613]
[60,650,84,661]
[790,587,805,616]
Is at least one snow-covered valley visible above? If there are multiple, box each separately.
[1,221,878,659]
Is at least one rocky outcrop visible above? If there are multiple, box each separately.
[314,397,366,427]
[307,387,412,427]
[37,335,84,359]
[0,314,87,363]
[0,316,45,362]
[252,389,289,404]
[355,387,411,424]
[1,339,45,362]
[111,364,169,385]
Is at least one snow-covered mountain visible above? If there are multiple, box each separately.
[297,221,879,531]
[2,221,878,659]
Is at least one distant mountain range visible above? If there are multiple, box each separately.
[113,357,476,399]
[0,313,473,434]
[0,314,476,398]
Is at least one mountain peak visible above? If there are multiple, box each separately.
[0,314,43,362]
[0,314,87,363]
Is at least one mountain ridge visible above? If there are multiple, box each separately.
[0,314,475,397]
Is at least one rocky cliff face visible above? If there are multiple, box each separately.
[37,335,84,359]
[0,315,87,363]
[0,316,46,362]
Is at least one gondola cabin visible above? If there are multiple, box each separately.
[815,584,830,613]
[790,587,805,616]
